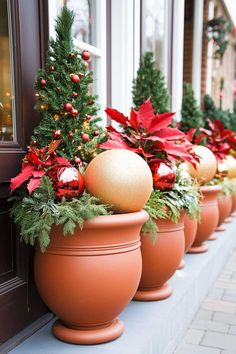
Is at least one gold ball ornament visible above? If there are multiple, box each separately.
[180,145,217,184]
[84,149,153,213]
[215,161,228,180]
[223,155,236,179]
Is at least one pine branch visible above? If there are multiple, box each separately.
[55,6,74,51]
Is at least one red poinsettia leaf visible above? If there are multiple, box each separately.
[207,119,216,132]
[186,128,197,142]
[107,125,119,132]
[136,98,155,130]
[143,135,165,143]
[129,108,139,131]
[27,178,42,194]
[163,141,194,159]
[156,127,185,140]
[214,119,225,131]
[10,164,35,193]
[148,112,175,133]
[194,132,206,145]
[32,170,45,178]
[55,157,71,166]
[105,107,128,127]
[199,127,212,136]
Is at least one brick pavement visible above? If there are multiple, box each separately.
[175,248,236,354]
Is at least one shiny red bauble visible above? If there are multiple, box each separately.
[150,161,176,191]
[72,91,78,98]
[74,156,81,165]
[64,102,73,111]
[70,109,78,117]
[56,167,85,199]
[69,52,75,59]
[81,133,89,143]
[82,50,90,61]
[40,79,46,86]
[93,130,99,136]
[53,129,62,139]
[85,115,91,121]
[70,74,80,84]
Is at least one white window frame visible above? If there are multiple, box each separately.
[48,0,107,124]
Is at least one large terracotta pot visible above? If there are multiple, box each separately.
[232,193,236,215]
[134,213,185,301]
[188,185,220,253]
[34,210,148,345]
[184,214,198,252]
[216,194,233,231]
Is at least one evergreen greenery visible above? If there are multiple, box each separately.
[32,6,105,163]
[180,82,204,132]
[132,52,170,113]
[9,177,111,252]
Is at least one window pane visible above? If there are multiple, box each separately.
[65,0,96,46]
[142,0,167,73]
[0,0,15,142]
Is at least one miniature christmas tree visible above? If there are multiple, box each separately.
[203,94,217,121]
[180,82,204,132]
[32,6,104,165]
[132,52,170,113]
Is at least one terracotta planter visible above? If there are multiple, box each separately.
[189,185,220,253]
[34,210,148,345]
[231,192,236,215]
[216,195,233,231]
[184,214,198,252]
[134,213,185,301]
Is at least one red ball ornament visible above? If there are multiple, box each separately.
[56,167,85,199]
[94,130,99,136]
[81,133,89,143]
[40,79,47,86]
[79,72,84,79]
[74,156,81,164]
[64,102,73,111]
[53,129,62,139]
[83,61,89,68]
[69,52,75,59]
[70,108,78,117]
[82,50,90,61]
[70,74,80,84]
[150,161,176,191]
[84,115,91,121]
[68,131,74,139]
[72,91,78,98]
[31,139,37,145]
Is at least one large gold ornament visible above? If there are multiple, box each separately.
[223,155,236,179]
[215,161,228,180]
[84,149,153,212]
[181,145,217,184]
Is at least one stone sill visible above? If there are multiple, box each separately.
[8,219,236,354]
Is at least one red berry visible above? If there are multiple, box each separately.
[94,130,99,136]
[53,129,61,139]
[85,115,91,121]
[81,133,89,143]
[70,109,78,117]
[82,50,90,61]
[64,102,73,111]
[70,74,80,83]
[72,91,78,98]
[40,79,46,86]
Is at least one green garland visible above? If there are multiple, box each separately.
[9,177,111,252]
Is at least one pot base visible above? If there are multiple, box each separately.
[224,217,233,223]
[134,282,172,301]
[178,259,185,269]
[216,225,225,232]
[208,233,217,241]
[52,318,124,345]
[232,212,236,217]
[188,244,208,253]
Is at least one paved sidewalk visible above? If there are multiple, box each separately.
[175,247,236,354]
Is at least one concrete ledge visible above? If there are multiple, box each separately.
[9,220,236,354]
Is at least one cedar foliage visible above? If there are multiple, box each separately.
[132,52,170,113]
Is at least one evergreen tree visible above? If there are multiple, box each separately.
[203,94,217,121]
[180,82,204,132]
[32,6,104,164]
[132,52,169,113]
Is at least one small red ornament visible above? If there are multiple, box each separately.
[53,129,62,139]
[64,102,73,111]
[70,74,80,84]
[49,66,55,71]
[68,131,74,139]
[70,108,78,117]
[69,52,75,59]
[149,161,176,191]
[82,50,90,61]
[81,133,89,143]
[79,72,84,79]
[85,115,91,121]
[72,91,78,98]
[74,156,81,164]
[94,130,99,136]
[56,167,85,199]
[40,79,47,86]
[31,139,37,145]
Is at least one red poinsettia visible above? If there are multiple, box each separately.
[191,119,230,161]
[100,98,197,166]
[10,140,71,194]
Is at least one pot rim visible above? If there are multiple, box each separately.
[200,185,221,193]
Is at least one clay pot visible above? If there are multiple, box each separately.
[216,195,233,231]
[134,213,185,301]
[184,214,198,252]
[231,192,236,215]
[34,211,148,345]
[188,185,220,253]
